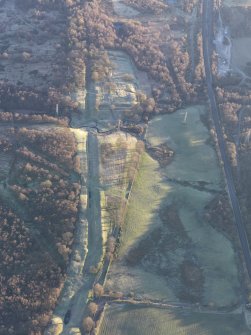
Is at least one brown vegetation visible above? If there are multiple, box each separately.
[182,0,198,13]
[82,317,95,335]
[147,143,174,167]
[16,128,77,169]
[93,283,104,298]
[0,112,68,125]
[88,302,98,317]
[0,126,80,334]
[0,204,65,335]
[179,260,204,302]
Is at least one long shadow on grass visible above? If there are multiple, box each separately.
[122,194,205,304]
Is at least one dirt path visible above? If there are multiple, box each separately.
[55,130,103,333]
[86,131,103,265]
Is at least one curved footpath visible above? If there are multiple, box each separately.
[202,0,251,279]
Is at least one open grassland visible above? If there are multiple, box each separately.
[105,152,176,301]
[177,187,239,306]
[119,152,169,256]
[146,105,222,187]
[99,305,250,335]
[112,0,140,17]
[145,106,239,305]
[223,0,251,6]
[106,106,240,306]
[232,38,251,73]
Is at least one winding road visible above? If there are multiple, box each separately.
[202,0,251,279]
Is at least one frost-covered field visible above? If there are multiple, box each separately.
[106,105,240,307]
[99,305,250,335]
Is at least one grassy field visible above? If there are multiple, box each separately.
[232,38,251,71]
[223,0,251,6]
[105,151,176,300]
[106,106,240,306]
[112,0,139,17]
[119,152,170,256]
[146,107,238,306]
[99,305,250,335]
[146,105,222,187]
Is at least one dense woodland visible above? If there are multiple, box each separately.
[0,127,80,334]
[182,0,198,13]
[0,204,64,335]
[122,0,197,15]
[0,112,68,125]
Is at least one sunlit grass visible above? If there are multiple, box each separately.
[99,305,250,335]
[119,152,170,256]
